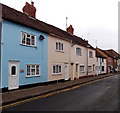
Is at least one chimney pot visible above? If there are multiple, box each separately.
[31,1,34,6]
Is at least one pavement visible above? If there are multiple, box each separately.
[1,73,117,106]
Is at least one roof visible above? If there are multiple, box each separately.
[105,49,120,59]
[96,50,106,58]
[1,3,95,50]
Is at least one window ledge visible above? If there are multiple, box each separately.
[55,50,64,53]
[20,44,37,48]
[76,54,82,56]
[52,73,62,75]
[26,75,40,78]
[80,71,85,73]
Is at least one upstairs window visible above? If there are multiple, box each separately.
[56,42,64,51]
[102,58,104,62]
[76,47,82,56]
[21,32,36,46]
[89,51,93,58]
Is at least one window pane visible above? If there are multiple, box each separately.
[27,65,30,75]
[61,44,63,51]
[53,66,56,73]
[59,66,61,73]
[59,43,61,50]
[56,42,58,50]
[56,65,58,73]
[22,33,26,44]
[36,65,39,75]
[31,69,35,75]
[11,66,16,75]
[31,36,35,45]
[26,38,30,45]
[80,66,84,72]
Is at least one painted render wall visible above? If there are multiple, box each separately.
[48,34,96,81]
[70,44,86,79]
[96,57,106,75]
[1,20,48,88]
[87,49,96,76]
[48,35,70,81]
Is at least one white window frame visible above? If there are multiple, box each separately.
[55,41,64,52]
[52,65,62,75]
[88,66,92,72]
[21,32,36,47]
[79,65,85,72]
[76,47,82,56]
[26,64,40,77]
[89,51,93,58]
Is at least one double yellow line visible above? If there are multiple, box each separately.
[0,75,117,110]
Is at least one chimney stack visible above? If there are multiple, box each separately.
[84,39,88,43]
[22,2,36,18]
[66,25,74,34]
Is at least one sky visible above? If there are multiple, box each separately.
[0,0,119,52]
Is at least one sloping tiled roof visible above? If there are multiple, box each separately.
[96,50,106,58]
[1,3,94,50]
[105,49,120,59]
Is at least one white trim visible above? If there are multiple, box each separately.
[79,65,85,72]
[55,41,64,52]
[76,47,82,56]
[52,65,62,75]
[26,64,41,77]
[21,32,36,47]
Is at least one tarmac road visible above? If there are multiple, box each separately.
[3,74,119,111]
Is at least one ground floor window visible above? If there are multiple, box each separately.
[88,66,92,72]
[80,65,85,72]
[53,65,62,74]
[26,64,40,77]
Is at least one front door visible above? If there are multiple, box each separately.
[64,64,69,80]
[9,61,19,90]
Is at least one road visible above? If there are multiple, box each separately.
[3,74,119,111]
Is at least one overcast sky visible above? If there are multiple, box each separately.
[0,0,119,52]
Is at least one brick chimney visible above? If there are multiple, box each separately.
[22,2,36,18]
[66,25,74,34]
[84,39,88,43]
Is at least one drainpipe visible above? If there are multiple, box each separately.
[86,45,90,77]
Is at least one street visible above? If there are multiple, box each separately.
[3,74,119,111]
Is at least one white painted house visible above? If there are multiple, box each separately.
[96,49,107,75]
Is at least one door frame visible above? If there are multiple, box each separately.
[8,60,19,90]
[64,63,69,80]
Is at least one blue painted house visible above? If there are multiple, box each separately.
[0,2,48,90]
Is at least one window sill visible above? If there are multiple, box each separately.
[26,75,40,78]
[89,57,93,58]
[55,50,64,53]
[20,44,37,48]
[76,54,82,56]
[80,71,85,73]
[52,73,62,75]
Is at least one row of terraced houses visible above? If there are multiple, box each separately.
[0,2,120,90]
